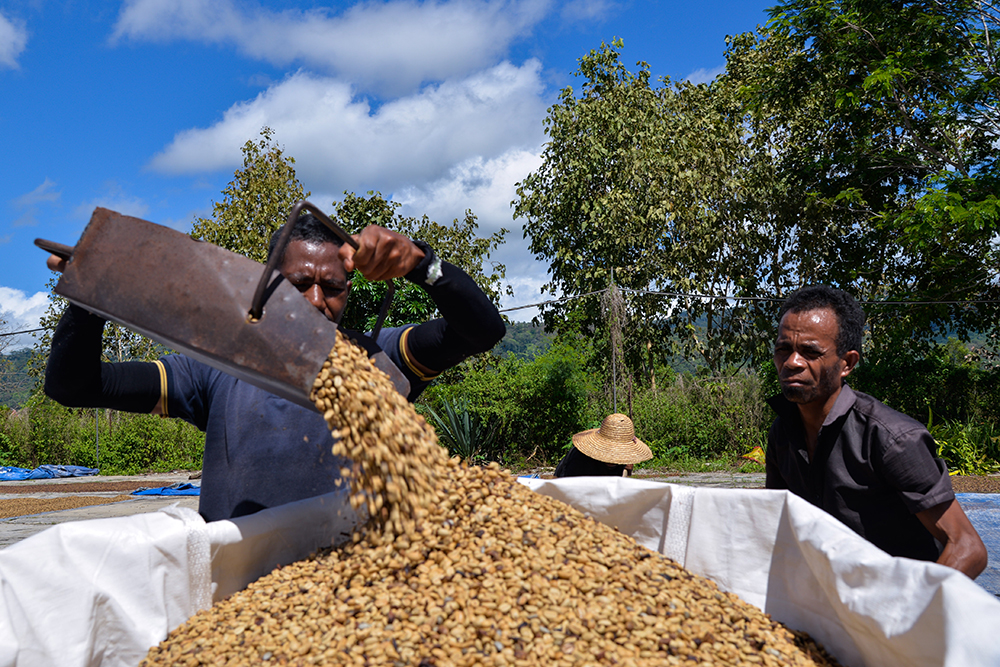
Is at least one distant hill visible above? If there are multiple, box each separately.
[0,348,34,409]
[495,321,553,359]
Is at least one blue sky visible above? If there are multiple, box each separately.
[0,0,775,349]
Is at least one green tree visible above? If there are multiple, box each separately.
[188,130,509,335]
[723,0,1000,355]
[334,191,510,332]
[514,39,768,375]
[520,5,1000,379]
[190,127,310,263]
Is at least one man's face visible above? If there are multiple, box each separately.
[278,239,351,323]
[773,307,854,406]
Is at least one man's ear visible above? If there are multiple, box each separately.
[841,349,860,377]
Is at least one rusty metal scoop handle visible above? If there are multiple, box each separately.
[251,200,396,339]
[35,238,75,261]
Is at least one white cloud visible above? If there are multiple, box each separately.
[394,147,553,320]
[113,0,551,96]
[73,183,150,222]
[686,65,725,85]
[0,11,28,70]
[0,287,49,350]
[10,178,60,228]
[14,178,59,208]
[560,0,618,22]
[148,61,549,196]
[396,148,540,237]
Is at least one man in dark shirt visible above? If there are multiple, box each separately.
[43,214,505,521]
[765,285,986,578]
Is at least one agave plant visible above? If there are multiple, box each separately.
[423,397,498,464]
[927,409,1000,476]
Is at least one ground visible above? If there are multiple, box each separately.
[0,468,997,550]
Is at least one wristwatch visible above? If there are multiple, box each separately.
[407,240,443,287]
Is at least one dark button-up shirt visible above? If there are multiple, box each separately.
[766,385,954,561]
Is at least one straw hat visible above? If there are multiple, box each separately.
[571,414,652,465]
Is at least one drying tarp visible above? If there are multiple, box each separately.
[955,493,1000,597]
[0,479,999,667]
[131,482,201,496]
[0,465,98,481]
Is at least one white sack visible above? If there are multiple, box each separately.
[0,505,210,667]
[2,478,999,667]
[206,487,361,602]
[521,477,1000,667]
[0,489,362,667]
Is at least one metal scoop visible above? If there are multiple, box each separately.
[35,205,410,411]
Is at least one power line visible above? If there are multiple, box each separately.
[623,287,1000,306]
[0,327,44,338]
[498,289,606,313]
[500,286,1000,314]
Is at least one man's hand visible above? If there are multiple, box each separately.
[917,498,988,579]
[339,225,425,282]
[47,254,67,273]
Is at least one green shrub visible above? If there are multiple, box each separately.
[852,340,1000,426]
[421,342,593,464]
[97,412,204,474]
[0,406,30,467]
[0,393,204,473]
[927,411,1000,476]
[630,370,770,460]
[421,397,498,464]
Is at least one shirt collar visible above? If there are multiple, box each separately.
[768,383,858,426]
[823,383,857,427]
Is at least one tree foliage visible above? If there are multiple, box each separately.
[514,39,769,375]
[517,3,1000,378]
[725,0,1000,355]
[190,127,309,263]
[334,191,510,332]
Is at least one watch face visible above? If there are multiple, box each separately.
[426,257,443,285]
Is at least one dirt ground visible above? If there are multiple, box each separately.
[0,480,165,494]
[0,495,135,519]
[950,475,1000,494]
[0,469,996,524]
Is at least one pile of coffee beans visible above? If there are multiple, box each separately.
[141,333,840,667]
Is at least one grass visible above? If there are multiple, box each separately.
[508,454,765,478]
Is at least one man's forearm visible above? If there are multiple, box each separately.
[917,499,988,579]
[937,536,988,579]
[403,250,505,372]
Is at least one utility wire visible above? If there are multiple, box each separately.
[0,327,44,338]
[498,289,607,313]
[8,289,999,325]
[500,286,1000,313]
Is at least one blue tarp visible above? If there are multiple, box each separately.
[131,482,200,496]
[0,465,99,481]
[956,493,1000,598]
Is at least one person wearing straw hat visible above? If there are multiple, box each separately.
[555,413,652,478]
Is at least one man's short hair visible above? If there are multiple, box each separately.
[778,285,865,360]
[267,212,345,262]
